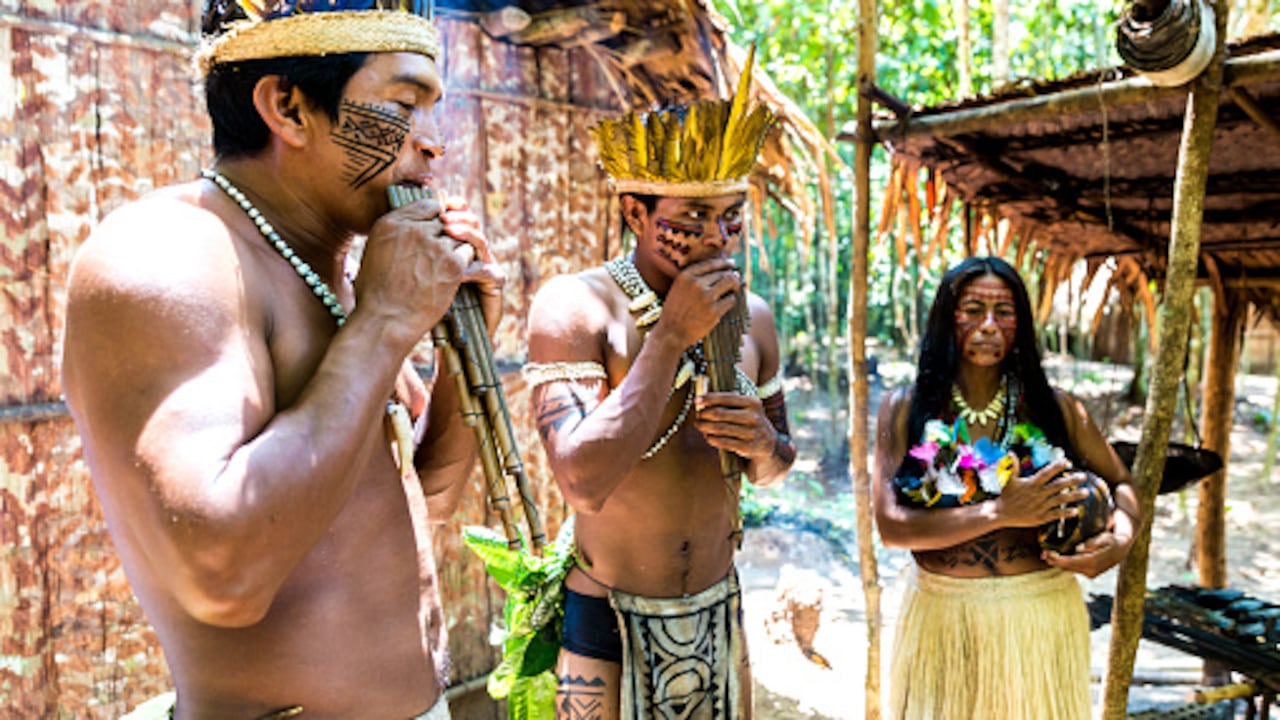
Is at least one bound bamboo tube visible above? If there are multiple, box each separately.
[387,185,547,553]
[700,281,750,520]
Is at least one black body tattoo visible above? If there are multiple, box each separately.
[536,384,600,443]
[557,674,606,720]
[331,100,410,189]
[918,530,1041,573]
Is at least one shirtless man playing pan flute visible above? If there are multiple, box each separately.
[61,3,502,718]
[525,53,796,720]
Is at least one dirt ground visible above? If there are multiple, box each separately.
[738,354,1280,718]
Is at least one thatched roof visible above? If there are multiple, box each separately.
[855,33,1280,323]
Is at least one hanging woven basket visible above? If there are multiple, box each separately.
[1116,0,1217,87]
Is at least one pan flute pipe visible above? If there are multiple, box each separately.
[387,185,546,554]
[699,279,750,483]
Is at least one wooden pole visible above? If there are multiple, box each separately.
[1197,290,1243,589]
[851,0,882,715]
[1262,348,1280,479]
[1194,289,1244,687]
[1101,2,1229,718]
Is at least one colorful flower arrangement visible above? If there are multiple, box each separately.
[893,418,1066,508]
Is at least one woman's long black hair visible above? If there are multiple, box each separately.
[905,256,1075,459]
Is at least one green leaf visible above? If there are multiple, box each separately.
[519,623,563,676]
[507,672,559,720]
[462,526,528,590]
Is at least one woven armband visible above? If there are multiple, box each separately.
[756,374,783,400]
[523,361,607,388]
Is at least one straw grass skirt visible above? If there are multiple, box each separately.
[887,565,1091,720]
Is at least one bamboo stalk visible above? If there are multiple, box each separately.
[1101,2,1230,716]
[852,0,882,714]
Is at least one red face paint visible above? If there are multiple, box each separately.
[953,276,1017,362]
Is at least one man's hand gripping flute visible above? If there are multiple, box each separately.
[388,185,546,554]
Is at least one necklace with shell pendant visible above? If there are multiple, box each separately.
[950,375,1008,427]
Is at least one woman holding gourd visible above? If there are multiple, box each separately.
[873,256,1141,720]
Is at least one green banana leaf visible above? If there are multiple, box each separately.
[461,517,576,720]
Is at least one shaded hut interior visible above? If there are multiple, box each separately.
[0,1,828,716]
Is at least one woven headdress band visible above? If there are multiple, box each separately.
[197,9,441,77]
[591,45,774,198]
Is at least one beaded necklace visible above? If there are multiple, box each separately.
[950,375,1007,426]
[604,255,699,459]
[203,169,416,476]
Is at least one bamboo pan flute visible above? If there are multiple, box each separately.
[387,185,546,554]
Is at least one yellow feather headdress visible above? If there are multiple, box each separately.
[196,1,440,78]
[591,46,775,198]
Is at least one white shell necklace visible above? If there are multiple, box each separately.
[605,255,698,459]
[203,169,416,476]
[951,375,1008,427]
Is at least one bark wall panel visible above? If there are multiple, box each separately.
[33,32,97,407]
[13,0,196,34]
[522,105,570,308]
[481,99,531,361]
[0,418,169,719]
[538,46,570,103]
[564,111,615,271]
[429,78,500,687]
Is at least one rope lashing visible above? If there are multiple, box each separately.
[1116,0,1216,87]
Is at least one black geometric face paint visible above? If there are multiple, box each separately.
[331,100,411,189]
[654,216,702,269]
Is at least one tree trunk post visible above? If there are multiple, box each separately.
[953,0,972,96]
[1195,288,1244,685]
[1197,289,1243,588]
[1101,2,1229,717]
[851,0,882,715]
[1264,352,1280,481]
[993,0,1010,85]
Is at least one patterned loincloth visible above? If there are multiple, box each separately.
[610,570,751,720]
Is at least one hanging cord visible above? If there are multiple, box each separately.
[1095,70,1118,233]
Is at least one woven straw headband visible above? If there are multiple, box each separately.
[612,177,750,198]
[196,10,441,77]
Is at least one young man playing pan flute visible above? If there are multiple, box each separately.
[524,51,796,720]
